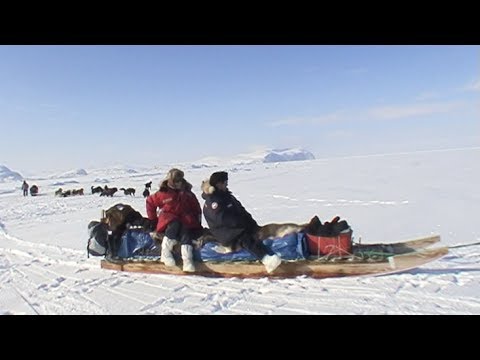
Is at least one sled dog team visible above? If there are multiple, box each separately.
[144,168,307,274]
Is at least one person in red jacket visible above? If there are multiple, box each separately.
[146,168,202,272]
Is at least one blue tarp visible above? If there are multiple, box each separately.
[117,230,158,258]
[116,230,309,261]
[196,232,308,262]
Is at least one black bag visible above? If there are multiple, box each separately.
[307,216,351,237]
[102,204,156,257]
[87,221,109,257]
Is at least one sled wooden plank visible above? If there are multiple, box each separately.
[384,234,440,251]
[355,235,441,255]
[101,247,448,279]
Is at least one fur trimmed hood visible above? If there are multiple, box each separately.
[201,178,215,195]
[201,178,232,199]
[159,178,192,192]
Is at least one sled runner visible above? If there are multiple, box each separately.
[100,235,447,279]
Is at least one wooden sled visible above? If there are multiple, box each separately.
[101,235,447,279]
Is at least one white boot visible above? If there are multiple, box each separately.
[261,254,282,273]
[213,245,234,254]
[161,236,177,267]
[181,244,195,272]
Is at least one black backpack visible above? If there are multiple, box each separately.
[94,204,155,258]
[87,221,109,257]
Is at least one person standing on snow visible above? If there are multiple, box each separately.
[146,168,202,272]
[22,180,29,196]
[201,171,282,274]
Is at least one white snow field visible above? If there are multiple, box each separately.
[1,147,479,314]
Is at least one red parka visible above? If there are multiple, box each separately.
[146,180,202,233]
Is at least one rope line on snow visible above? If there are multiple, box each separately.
[448,241,480,249]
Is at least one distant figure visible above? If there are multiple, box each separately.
[30,185,39,196]
[22,180,29,196]
[145,181,152,190]
[142,187,150,198]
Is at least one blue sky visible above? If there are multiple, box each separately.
[0,45,478,174]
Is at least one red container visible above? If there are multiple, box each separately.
[306,230,353,257]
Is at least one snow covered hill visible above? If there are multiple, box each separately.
[50,168,88,179]
[193,148,315,168]
[0,165,23,182]
[263,148,315,163]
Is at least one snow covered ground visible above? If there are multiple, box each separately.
[1,147,480,314]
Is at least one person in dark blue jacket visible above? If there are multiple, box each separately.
[201,171,282,273]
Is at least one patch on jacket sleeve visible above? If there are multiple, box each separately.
[211,202,218,210]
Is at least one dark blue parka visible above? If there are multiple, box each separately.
[202,187,259,246]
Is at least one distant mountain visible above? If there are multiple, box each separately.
[50,169,88,179]
[190,157,222,168]
[190,163,218,169]
[89,166,139,178]
[262,148,315,163]
[0,165,23,182]
[232,148,315,165]
[51,180,80,186]
[193,148,316,168]
[93,178,110,184]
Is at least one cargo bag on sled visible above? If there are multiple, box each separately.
[87,221,109,257]
[87,204,156,258]
[306,217,353,257]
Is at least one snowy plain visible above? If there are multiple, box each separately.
[1,147,479,315]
